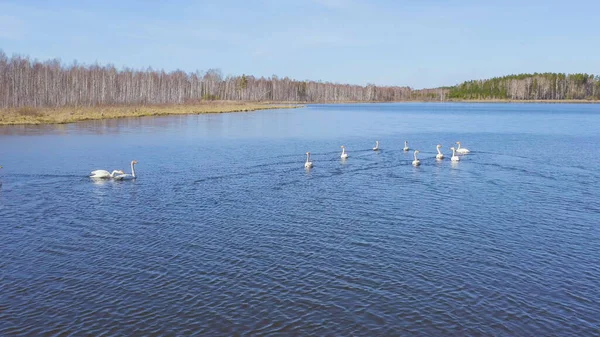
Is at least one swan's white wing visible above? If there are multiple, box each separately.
[90,170,111,178]
[91,169,109,175]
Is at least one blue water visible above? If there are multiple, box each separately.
[1,103,599,336]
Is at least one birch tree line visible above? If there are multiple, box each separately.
[0,52,416,109]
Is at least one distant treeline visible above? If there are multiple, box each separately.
[0,51,420,109]
[448,73,600,100]
[2,51,598,109]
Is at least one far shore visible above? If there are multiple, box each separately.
[274,99,600,104]
[320,99,599,104]
[0,102,302,126]
[1,99,597,126]
[442,98,600,104]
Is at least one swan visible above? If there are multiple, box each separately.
[373,141,379,151]
[114,160,138,180]
[90,169,125,179]
[304,152,313,168]
[456,141,470,154]
[340,146,348,159]
[403,141,409,152]
[450,147,460,161]
[412,150,421,166]
[436,144,444,160]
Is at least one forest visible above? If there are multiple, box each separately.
[0,51,418,109]
[1,51,598,110]
[448,73,600,100]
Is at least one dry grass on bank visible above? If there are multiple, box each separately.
[0,102,301,125]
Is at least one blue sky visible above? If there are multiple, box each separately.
[0,0,598,88]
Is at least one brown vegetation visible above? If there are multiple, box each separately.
[0,102,300,125]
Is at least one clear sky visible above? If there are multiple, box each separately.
[0,0,598,88]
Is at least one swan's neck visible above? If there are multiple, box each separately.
[404,141,408,146]
[131,162,136,177]
[306,154,310,163]
[457,143,461,150]
[452,148,456,156]
[110,170,119,177]
[413,152,418,160]
[342,148,345,155]
[437,147,442,155]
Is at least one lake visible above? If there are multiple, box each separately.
[1,103,599,336]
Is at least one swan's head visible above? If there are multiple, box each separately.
[456,141,461,144]
[414,150,420,154]
[340,145,344,148]
[450,147,456,150]
[115,170,125,174]
[306,152,310,155]
[131,160,138,165]
[437,144,441,148]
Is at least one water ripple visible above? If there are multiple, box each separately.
[2,104,600,336]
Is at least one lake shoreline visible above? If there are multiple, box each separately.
[442,99,600,104]
[1,99,598,126]
[296,99,600,104]
[0,102,302,126]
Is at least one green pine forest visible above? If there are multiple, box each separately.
[444,73,600,100]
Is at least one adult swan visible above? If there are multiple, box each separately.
[90,169,124,179]
[412,150,421,166]
[114,160,138,180]
[340,146,349,159]
[436,144,444,160]
[456,141,470,154]
[450,147,460,161]
[305,152,313,168]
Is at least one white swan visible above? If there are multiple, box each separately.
[114,160,138,180]
[403,141,409,152]
[90,169,124,179]
[340,146,348,159]
[450,147,460,161]
[436,144,444,160]
[412,150,421,166]
[456,141,470,154]
[373,141,379,151]
[304,152,313,168]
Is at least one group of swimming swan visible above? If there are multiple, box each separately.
[89,142,469,175]
[90,160,138,180]
[305,141,470,168]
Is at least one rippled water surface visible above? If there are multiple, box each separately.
[1,103,600,336]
